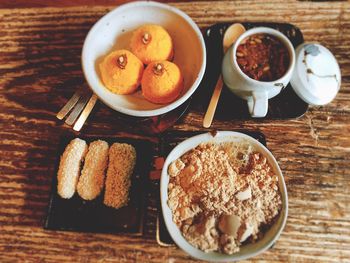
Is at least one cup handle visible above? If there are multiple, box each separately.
[247,91,268,117]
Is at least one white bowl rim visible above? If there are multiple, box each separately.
[160,131,288,262]
[81,1,206,117]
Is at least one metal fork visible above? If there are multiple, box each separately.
[56,87,98,131]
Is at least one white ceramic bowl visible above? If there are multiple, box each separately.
[82,1,206,117]
[160,131,288,262]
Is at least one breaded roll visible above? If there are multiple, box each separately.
[57,138,87,199]
[77,140,109,200]
[104,143,136,209]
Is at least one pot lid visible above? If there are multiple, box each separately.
[290,43,341,106]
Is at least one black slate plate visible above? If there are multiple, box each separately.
[191,22,308,119]
[157,130,267,246]
[44,136,155,235]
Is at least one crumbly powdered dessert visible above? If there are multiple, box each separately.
[104,143,137,209]
[167,141,282,254]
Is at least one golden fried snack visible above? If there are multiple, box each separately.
[130,24,173,65]
[99,49,144,94]
[57,138,88,199]
[141,61,184,104]
[77,140,109,200]
[103,143,136,209]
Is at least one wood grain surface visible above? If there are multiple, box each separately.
[0,0,350,262]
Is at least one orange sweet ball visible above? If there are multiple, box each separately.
[130,24,173,65]
[99,49,144,95]
[141,61,183,104]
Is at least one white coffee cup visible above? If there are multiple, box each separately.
[222,27,296,117]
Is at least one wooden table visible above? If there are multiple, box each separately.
[1,1,349,262]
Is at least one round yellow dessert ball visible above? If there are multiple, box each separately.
[130,24,173,65]
[99,49,144,94]
[141,61,184,104]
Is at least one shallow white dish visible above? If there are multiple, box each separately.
[160,131,288,262]
[82,1,206,117]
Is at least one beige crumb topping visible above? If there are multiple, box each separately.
[104,143,136,209]
[77,140,109,200]
[167,142,282,254]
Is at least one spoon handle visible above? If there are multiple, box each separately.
[203,75,223,128]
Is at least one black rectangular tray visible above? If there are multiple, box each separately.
[192,22,308,120]
[44,136,155,235]
[156,130,267,246]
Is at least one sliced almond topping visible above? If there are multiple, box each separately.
[263,66,270,72]
[236,186,252,201]
[116,54,127,69]
[239,223,254,242]
[153,63,164,76]
[142,32,151,44]
[218,214,240,237]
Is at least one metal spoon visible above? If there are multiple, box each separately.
[203,23,246,128]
